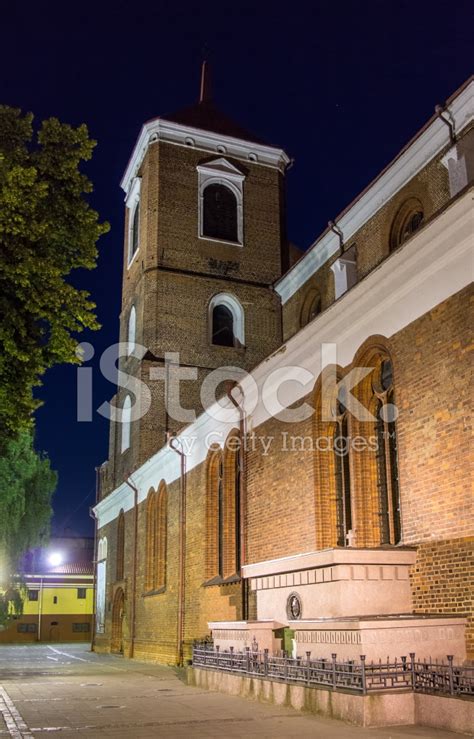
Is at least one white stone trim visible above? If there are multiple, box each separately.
[127,305,136,356]
[276,80,474,304]
[209,292,245,346]
[93,190,473,530]
[197,158,245,245]
[121,395,132,453]
[126,177,141,267]
[121,119,289,194]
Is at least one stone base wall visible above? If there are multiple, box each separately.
[188,666,474,732]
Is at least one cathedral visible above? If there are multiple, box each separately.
[93,68,473,670]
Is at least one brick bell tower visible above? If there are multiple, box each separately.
[103,63,291,492]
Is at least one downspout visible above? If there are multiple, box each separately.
[37,576,43,641]
[227,384,248,620]
[435,103,456,145]
[169,434,186,665]
[124,475,139,659]
[89,466,100,652]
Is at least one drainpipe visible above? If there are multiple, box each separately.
[227,384,248,620]
[435,103,456,145]
[168,434,187,666]
[89,467,100,652]
[124,475,139,659]
[37,576,43,642]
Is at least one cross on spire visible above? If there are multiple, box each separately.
[199,59,212,104]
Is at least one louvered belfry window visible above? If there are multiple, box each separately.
[203,184,238,242]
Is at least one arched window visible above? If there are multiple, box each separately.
[206,449,224,580]
[212,304,234,347]
[372,359,401,544]
[127,306,136,356]
[96,537,107,633]
[203,184,238,242]
[156,483,167,590]
[128,200,140,263]
[223,435,241,577]
[145,490,157,591]
[209,293,244,348]
[334,395,353,547]
[121,395,132,453]
[116,511,125,581]
[300,288,322,328]
[390,199,424,251]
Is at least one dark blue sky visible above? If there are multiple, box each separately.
[2,1,472,534]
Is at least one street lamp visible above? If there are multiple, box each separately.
[48,552,63,567]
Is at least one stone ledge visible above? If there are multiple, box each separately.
[188,666,474,732]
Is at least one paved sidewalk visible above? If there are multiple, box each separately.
[0,643,465,738]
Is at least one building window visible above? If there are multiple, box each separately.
[77,588,87,599]
[28,590,38,601]
[300,288,322,328]
[53,596,58,604]
[145,482,167,592]
[203,184,238,242]
[334,397,353,547]
[116,510,125,581]
[17,622,37,633]
[127,306,136,356]
[72,623,90,633]
[121,395,132,453]
[206,432,242,581]
[212,304,234,347]
[197,158,245,245]
[96,537,107,634]
[126,176,142,266]
[372,359,401,544]
[209,293,244,348]
[390,199,424,251]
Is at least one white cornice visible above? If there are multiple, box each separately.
[93,189,473,529]
[276,79,474,304]
[121,119,290,195]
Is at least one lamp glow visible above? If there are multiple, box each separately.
[48,552,63,567]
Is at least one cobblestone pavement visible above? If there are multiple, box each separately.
[0,643,465,738]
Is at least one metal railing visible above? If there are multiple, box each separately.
[192,644,474,698]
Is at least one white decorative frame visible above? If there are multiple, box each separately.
[127,305,136,356]
[196,158,245,246]
[209,292,245,347]
[126,176,141,266]
[121,395,132,453]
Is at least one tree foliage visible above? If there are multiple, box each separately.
[0,106,109,438]
[0,431,56,624]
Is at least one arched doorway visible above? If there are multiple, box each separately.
[111,588,125,654]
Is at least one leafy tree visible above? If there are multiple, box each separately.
[0,106,109,439]
[0,431,56,625]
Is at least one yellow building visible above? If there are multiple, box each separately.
[0,536,94,643]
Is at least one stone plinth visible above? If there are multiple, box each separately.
[209,620,284,654]
[292,615,467,662]
[243,547,418,622]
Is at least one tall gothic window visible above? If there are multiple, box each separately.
[373,359,401,544]
[334,397,353,546]
[203,184,238,242]
[145,484,167,591]
[116,511,125,581]
[206,435,241,581]
[156,484,167,589]
[212,304,234,347]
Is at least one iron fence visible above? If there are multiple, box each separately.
[192,644,474,698]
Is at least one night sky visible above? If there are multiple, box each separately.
[2,1,472,535]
